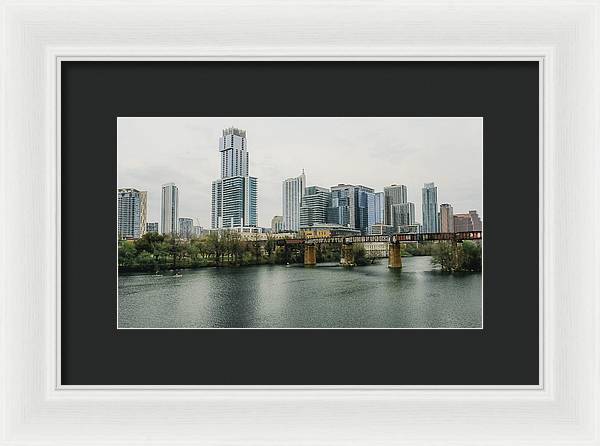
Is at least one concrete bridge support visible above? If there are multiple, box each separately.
[340,243,354,266]
[388,243,402,269]
[304,244,317,266]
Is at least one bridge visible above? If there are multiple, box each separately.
[276,231,482,268]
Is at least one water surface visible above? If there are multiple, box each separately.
[118,256,482,328]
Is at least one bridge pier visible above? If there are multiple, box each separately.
[340,243,354,266]
[304,244,317,266]
[388,243,402,269]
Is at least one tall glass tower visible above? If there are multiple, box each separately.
[161,183,179,235]
[282,171,306,231]
[211,128,258,229]
[421,182,439,233]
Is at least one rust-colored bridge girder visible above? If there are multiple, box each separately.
[278,231,482,246]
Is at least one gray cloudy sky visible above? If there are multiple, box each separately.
[118,117,483,228]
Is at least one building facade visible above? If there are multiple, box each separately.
[271,215,284,233]
[327,184,353,228]
[453,210,483,232]
[211,128,258,229]
[117,188,147,239]
[384,184,407,225]
[161,183,179,235]
[373,191,385,224]
[368,223,395,236]
[178,217,194,239]
[146,222,159,233]
[282,171,306,232]
[355,185,374,234]
[300,186,330,228]
[391,202,415,229]
[439,203,454,233]
[421,182,439,233]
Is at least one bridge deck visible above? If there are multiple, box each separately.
[276,231,482,245]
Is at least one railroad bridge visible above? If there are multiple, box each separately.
[276,231,482,268]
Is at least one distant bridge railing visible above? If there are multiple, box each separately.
[276,231,482,246]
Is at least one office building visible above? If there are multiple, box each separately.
[327,184,353,228]
[161,183,179,235]
[384,184,407,225]
[193,225,204,237]
[146,222,159,233]
[368,224,395,236]
[300,186,330,228]
[282,171,306,231]
[453,210,483,232]
[421,182,439,233]
[178,217,194,239]
[373,191,385,224]
[439,203,454,233]
[271,215,284,233]
[391,202,415,229]
[355,185,374,234]
[398,224,422,234]
[117,188,147,239]
[211,128,258,229]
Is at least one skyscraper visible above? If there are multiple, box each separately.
[373,191,385,225]
[117,188,147,239]
[211,127,258,229]
[282,171,306,231]
[355,185,374,234]
[439,203,454,233]
[421,182,439,233]
[161,182,179,235]
[384,184,407,225]
[139,191,147,237]
[328,184,355,228]
[300,186,330,228]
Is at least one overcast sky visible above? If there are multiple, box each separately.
[118,117,483,228]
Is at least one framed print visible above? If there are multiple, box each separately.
[1,1,599,445]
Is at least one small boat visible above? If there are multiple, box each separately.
[173,274,183,278]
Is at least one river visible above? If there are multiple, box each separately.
[118,256,482,328]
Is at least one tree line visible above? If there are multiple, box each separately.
[118,232,481,272]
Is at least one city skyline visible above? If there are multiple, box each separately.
[118,117,483,228]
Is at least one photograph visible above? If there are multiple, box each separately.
[117,117,483,329]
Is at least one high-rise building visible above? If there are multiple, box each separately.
[146,222,159,233]
[373,191,385,224]
[139,191,147,237]
[300,186,330,228]
[355,185,374,234]
[117,188,147,239]
[421,182,439,233]
[271,215,284,233]
[161,183,179,235]
[178,217,194,239]
[384,184,407,225]
[211,128,258,229]
[391,202,415,229]
[327,184,354,228]
[219,127,248,178]
[193,225,204,237]
[453,210,483,232]
[282,171,306,231]
[439,203,454,233]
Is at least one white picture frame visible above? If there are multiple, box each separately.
[1,1,598,444]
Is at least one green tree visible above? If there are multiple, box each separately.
[352,244,368,266]
[431,241,456,272]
